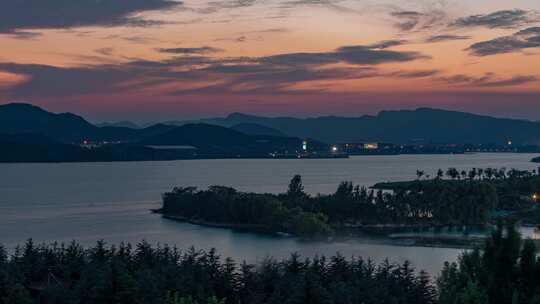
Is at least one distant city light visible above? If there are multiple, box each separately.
[507,140,512,146]
[364,143,379,150]
[533,193,539,201]
[302,140,307,151]
[331,145,338,152]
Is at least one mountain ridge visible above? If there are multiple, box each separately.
[230,123,287,137]
[195,108,540,144]
[3,102,540,145]
[0,103,174,143]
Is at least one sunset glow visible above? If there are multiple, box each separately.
[0,0,539,122]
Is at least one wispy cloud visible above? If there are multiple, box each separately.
[467,27,540,56]
[452,9,540,29]
[477,75,538,87]
[369,40,408,49]
[102,34,160,45]
[94,48,115,56]
[262,44,429,66]
[158,47,223,55]
[390,8,449,32]
[425,34,470,43]
[0,43,430,98]
[386,70,440,78]
[0,0,180,33]
[437,73,538,87]
[193,0,258,14]
[0,30,42,40]
[388,8,540,48]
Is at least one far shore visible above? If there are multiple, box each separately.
[1,151,539,164]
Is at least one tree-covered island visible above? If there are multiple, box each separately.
[158,168,540,239]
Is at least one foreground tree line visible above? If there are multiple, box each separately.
[0,240,435,304]
[160,169,540,236]
[439,223,540,304]
[1,223,540,304]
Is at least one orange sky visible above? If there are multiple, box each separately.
[0,0,539,122]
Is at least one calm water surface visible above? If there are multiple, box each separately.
[1,153,538,275]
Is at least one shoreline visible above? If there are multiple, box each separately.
[157,211,498,249]
[1,151,538,164]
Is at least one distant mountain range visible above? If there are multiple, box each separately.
[230,123,287,137]
[143,124,253,148]
[0,103,311,162]
[0,103,174,143]
[143,123,312,155]
[96,121,141,129]
[3,102,540,146]
[190,109,540,145]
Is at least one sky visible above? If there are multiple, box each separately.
[0,0,539,122]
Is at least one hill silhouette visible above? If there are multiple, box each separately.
[96,121,140,129]
[198,109,540,144]
[0,103,174,143]
[230,123,287,137]
[142,123,309,155]
[143,123,253,148]
[4,102,540,145]
[0,103,312,160]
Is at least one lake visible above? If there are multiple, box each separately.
[1,153,538,276]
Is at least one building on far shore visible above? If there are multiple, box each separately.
[364,143,379,150]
